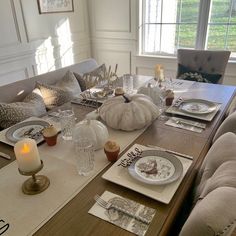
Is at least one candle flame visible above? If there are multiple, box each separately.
[21,143,30,154]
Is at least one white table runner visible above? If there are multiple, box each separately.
[0,125,146,236]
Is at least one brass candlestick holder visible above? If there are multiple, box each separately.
[18,160,50,195]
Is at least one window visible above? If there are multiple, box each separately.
[140,0,236,58]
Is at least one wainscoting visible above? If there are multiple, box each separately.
[0,0,235,86]
[0,0,91,86]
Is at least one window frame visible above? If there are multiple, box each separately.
[139,0,236,59]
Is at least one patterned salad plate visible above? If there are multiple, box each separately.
[5,120,50,143]
[128,150,183,185]
[179,99,217,114]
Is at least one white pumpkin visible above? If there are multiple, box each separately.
[137,83,161,105]
[99,94,159,131]
[73,119,109,150]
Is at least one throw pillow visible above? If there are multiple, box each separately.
[56,71,81,97]
[82,64,106,88]
[36,70,82,109]
[177,64,222,84]
[36,82,74,110]
[0,88,46,129]
[73,72,87,91]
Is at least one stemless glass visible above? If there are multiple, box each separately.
[158,86,168,121]
[123,74,134,94]
[59,110,75,140]
[73,138,95,176]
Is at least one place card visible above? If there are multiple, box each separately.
[89,191,156,236]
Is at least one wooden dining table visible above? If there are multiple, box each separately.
[0,77,235,236]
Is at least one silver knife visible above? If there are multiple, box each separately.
[0,152,11,160]
[147,145,193,160]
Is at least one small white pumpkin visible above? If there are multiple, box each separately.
[137,83,161,105]
[73,119,109,150]
[99,94,159,131]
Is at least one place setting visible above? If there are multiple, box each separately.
[88,143,193,235]
[165,97,222,121]
[102,143,193,204]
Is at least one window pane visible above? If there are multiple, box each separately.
[142,0,199,55]
[176,24,197,49]
[177,0,199,23]
[210,0,231,23]
[207,25,228,49]
[144,24,161,53]
[227,25,236,51]
[145,0,162,23]
[206,0,236,53]
[161,24,178,53]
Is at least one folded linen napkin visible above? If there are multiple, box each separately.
[89,191,156,236]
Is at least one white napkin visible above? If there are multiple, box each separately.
[89,191,156,236]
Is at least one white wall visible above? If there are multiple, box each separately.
[88,0,236,86]
[0,0,235,87]
[0,0,91,86]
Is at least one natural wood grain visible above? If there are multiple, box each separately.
[0,79,235,236]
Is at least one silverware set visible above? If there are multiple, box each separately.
[94,194,151,224]
[173,118,206,129]
[20,127,44,140]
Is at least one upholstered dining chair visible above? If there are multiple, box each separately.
[177,49,231,84]
[179,132,236,236]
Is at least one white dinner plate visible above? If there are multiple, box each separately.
[5,120,50,143]
[128,150,183,185]
[179,99,217,114]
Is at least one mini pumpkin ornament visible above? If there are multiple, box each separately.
[137,83,161,105]
[99,94,159,131]
[73,119,109,150]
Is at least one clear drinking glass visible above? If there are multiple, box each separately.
[158,86,168,121]
[59,110,75,140]
[74,138,95,176]
[123,74,134,94]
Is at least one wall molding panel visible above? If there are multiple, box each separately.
[0,0,22,48]
[0,0,91,86]
[0,67,28,86]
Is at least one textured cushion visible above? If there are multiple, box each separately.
[177,64,222,84]
[56,71,81,96]
[82,64,106,88]
[180,187,236,236]
[226,96,236,117]
[0,89,46,129]
[194,132,236,203]
[199,160,236,199]
[36,71,81,109]
[73,72,87,91]
[213,111,236,143]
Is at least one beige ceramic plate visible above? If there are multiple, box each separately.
[179,99,217,114]
[6,120,49,143]
[128,150,183,185]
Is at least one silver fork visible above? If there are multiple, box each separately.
[94,194,151,224]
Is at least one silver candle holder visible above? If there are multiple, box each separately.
[18,160,50,195]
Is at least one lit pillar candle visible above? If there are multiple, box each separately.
[155,64,164,81]
[14,138,41,172]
